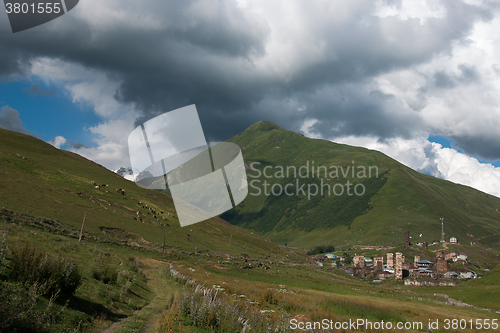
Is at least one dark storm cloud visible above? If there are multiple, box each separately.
[0,106,30,134]
[112,0,497,142]
[68,141,90,149]
[283,86,424,140]
[0,0,497,151]
[449,135,500,162]
[23,84,56,96]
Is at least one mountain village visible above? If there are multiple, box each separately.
[312,231,476,287]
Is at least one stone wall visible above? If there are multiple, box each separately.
[404,279,455,287]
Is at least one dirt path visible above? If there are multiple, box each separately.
[101,317,128,333]
[102,258,178,333]
[431,242,449,252]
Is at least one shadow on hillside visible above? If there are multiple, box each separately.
[54,293,128,322]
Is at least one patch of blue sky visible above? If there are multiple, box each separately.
[428,134,500,168]
[0,79,100,148]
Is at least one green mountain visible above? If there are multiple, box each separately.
[223,121,500,252]
[0,127,279,257]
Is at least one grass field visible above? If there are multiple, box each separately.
[2,209,499,332]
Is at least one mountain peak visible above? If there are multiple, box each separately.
[246,121,285,133]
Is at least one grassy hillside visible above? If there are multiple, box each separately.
[223,121,500,251]
[0,127,291,332]
[0,127,281,257]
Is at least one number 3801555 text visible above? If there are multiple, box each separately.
[5,3,61,14]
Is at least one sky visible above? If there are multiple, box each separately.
[1,0,500,197]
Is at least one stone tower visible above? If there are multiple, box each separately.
[387,253,394,269]
[414,255,420,266]
[353,253,365,268]
[404,231,410,248]
[436,251,444,261]
[374,255,384,272]
[395,252,405,280]
[436,259,449,275]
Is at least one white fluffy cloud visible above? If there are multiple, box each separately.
[74,116,138,170]
[331,134,500,198]
[30,58,138,170]
[48,136,67,149]
[434,146,500,197]
[372,7,500,159]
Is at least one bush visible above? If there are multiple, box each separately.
[264,289,278,305]
[180,286,291,332]
[306,245,335,255]
[0,228,10,276]
[0,280,65,332]
[10,244,82,296]
[91,253,118,284]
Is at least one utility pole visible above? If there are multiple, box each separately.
[163,234,165,257]
[194,229,197,255]
[229,234,232,249]
[79,212,86,243]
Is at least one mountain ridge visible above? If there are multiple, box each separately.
[224,121,500,252]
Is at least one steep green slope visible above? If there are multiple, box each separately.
[0,128,280,257]
[223,121,500,250]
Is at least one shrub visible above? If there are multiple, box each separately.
[91,253,118,284]
[0,228,10,276]
[264,289,278,305]
[180,286,291,332]
[156,303,186,333]
[306,245,335,255]
[10,244,82,296]
[0,280,65,332]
